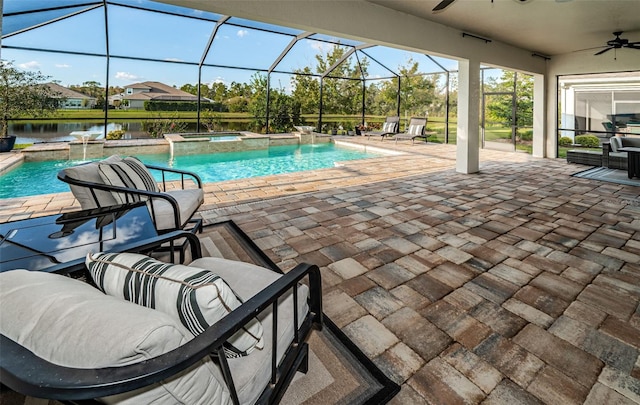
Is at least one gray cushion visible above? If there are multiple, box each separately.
[190,257,310,405]
[609,136,622,152]
[63,155,122,209]
[0,270,231,405]
[151,188,204,231]
[86,252,264,358]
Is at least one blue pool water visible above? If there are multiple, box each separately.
[0,143,383,199]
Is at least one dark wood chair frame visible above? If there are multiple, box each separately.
[0,229,323,405]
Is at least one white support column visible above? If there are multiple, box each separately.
[456,59,480,174]
[561,84,576,141]
[532,73,546,158]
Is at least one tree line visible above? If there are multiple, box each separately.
[9,45,532,136]
[178,46,452,133]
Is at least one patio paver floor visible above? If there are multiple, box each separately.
[1,137,639,404]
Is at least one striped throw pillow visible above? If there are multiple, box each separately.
[383,122,396,132]
[97,156,159,204]
[86,252,264,358]
[408,124,424,136]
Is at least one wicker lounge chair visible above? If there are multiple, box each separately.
[362,116,400,140]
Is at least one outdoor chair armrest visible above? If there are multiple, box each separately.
[143,164,203,190]
[0,261,322,402]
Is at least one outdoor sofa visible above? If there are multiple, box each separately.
[603,135,640,169]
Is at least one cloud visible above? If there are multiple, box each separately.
[18,61,41,70]
[55,63,71,68]
[164,57,184,62]
[207,77,228,86]
[237,29,249,38]
[115,71,141,81]
[309,41,332,53]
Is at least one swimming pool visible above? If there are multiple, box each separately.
[0,143,385,199]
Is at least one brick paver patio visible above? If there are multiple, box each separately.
[1,138,639,404]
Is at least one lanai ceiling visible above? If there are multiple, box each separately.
[366,0,640,56]
[162,0,640,59]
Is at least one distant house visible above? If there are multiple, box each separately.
[45,82,97,109]
[109,81,202,110]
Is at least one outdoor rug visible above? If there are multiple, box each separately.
[572,166,640,187]
[0,221,398,405]
[199,220,399,405]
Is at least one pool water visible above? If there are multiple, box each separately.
[209,135,240,142]
[0,143,384,199]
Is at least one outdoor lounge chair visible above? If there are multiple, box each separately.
[362,116,400,140]
[0,229,323,405]
[58,155,204,233]
[390,117,433,144]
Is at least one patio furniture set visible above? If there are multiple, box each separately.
[567,135,640,179]
[0,155,324,404]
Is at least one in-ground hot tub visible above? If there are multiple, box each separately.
[181,132,244,142]
[165,132,269,155]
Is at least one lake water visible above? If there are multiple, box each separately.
[9,121,256,144]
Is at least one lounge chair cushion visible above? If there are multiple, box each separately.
[407,124,424,136]
[152,188,204,231]
[63,155,123,209]
[86,252,264,358]
[190,257,310,405]
[0,270,231,405]
[98,156,159,204]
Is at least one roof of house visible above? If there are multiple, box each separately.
[124,81,199,102]
[45,82,96,100]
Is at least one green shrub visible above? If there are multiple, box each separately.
[106,129,126,140]
[558,136,573,146]
[142,114,189,138]
[518,129,533,141]
[575,135,599,148]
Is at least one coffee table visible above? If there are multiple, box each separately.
[619,147,640,179]
[0,202,158,273]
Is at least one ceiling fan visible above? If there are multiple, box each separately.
[433,0,572,13]
[594,31,640,55]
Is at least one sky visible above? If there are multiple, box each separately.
[2,0,459,92]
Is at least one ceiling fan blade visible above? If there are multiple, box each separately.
[594,47,613,55]
[573,46,607,52]
[433,0,457,13]
[626,43,640,49]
